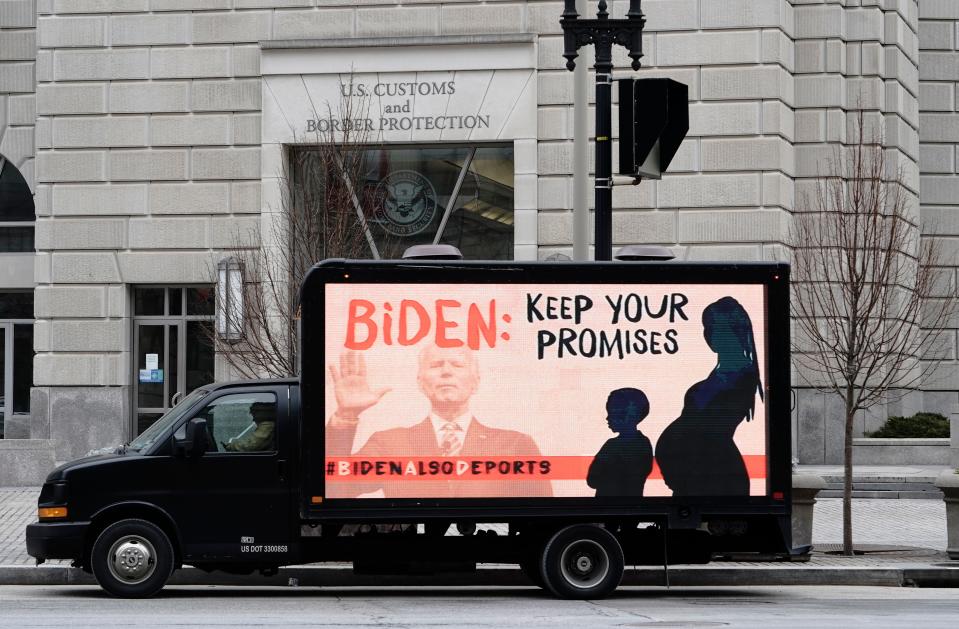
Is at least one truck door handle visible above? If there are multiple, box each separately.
[277,459,287,481]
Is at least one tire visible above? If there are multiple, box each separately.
[539,525,624,600]
[90,518,175,598]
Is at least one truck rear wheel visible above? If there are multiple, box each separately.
[540,525,624,599]
[90,518,174,598]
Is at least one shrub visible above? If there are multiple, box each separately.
[867,413,950,438]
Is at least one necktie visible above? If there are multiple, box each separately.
[439,422,463,456]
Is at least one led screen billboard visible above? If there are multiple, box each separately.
[323,283,767,499]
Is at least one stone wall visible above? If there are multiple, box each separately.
[918,0,959,416]
[33,0,264,460]
[30,0,800,461]
[1,0,48,482]
[0,0,35,183]
[20,0,959,465]
[533,0,795,261]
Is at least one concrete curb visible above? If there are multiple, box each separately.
[2,564,958,588]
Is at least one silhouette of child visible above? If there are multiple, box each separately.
[586,388,654,497]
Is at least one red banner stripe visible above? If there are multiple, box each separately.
[324,455,767,481]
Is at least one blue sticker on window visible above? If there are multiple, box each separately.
[138,369,164,383]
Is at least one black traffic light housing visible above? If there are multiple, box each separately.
[618,78,689,179]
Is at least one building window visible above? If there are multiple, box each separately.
[292,144,514,260]
[0,156,35,253]
[0,291,34,439]
[132,286,215,437]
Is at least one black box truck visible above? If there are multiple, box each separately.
[27,259,793,598]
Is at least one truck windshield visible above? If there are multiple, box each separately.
[128,389,210,452]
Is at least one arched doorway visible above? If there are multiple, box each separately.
[0,155,34,250]
[0,154,35,438]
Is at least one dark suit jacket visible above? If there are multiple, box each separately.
[326,417,553,498]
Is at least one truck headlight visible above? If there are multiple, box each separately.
[38,507,68,520]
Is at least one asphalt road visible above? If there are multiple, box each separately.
[1,585,958,628]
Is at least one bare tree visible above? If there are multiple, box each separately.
[790,110,954,555]
[213,79,387,379]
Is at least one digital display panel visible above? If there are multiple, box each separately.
[323,283,768,499]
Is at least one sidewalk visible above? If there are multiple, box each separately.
[2,478,957,588]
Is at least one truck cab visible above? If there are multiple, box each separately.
[27,379,300,597]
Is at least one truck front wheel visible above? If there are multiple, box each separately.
[90,519,174,598]
[540,525,624,599]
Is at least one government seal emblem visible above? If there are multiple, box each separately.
[372,170,438,237]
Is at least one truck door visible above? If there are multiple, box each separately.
[171,385,294,563]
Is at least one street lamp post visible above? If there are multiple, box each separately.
[561,0,646,261]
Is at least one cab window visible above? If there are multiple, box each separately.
[194,392,277,453]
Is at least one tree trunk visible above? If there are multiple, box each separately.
[843,401,855,555]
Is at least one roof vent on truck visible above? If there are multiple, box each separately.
[614,245,676,261]
[401,244,464,260]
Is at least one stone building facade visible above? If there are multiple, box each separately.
[0,0,957,481]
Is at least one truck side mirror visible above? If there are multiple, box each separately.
[175,418,209,459]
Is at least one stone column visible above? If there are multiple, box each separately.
[948,402,959,467]
[792,473,826,552]
[935,470,959,560]
[793,0,923,463]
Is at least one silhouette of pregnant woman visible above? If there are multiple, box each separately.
[655,297,763,496]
